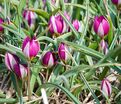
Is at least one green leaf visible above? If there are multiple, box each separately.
[40,83,81,104]
[30,9,49,19]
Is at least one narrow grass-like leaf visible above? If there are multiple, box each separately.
[40,83,81,104]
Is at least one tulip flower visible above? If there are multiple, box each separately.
[48,12,70,34]
[14,63,28,79]
[112,0,121,6]
[72,19,84,32]
[0,18,4,32]
[101,78,112,97]
[42,51,55,68]
[58,43,70,62]
[100,40,108,55]
[23,10,36,29]
[5,52,19,71]
[93,16,110,38]
[22,36,40,60]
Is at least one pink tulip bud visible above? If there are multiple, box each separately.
[101,78,112,97]
[93,16,110,38]
[58,43,70,62]
[5,52,19,71]
[100,40,108,55]
[42,51,55,68]
[72,19,81,32]
[23,10,36,29]
[0,18,4,32]
[48,13,70,34]
[112,0,121,6]
[22,36,40,60]
[14,64,28,79]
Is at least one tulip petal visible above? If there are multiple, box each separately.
[22,36,31,50]
[5,53,11,70]
[102,19,110,36]
[48,54,54,68]
[29,39,40,58]
[0,18,4,31]
[97,23,104,38]
[23,42,30,58]
[93,16,100,33]
[19,64,28,79]
[51,16,58,33]
[112,0,118,4]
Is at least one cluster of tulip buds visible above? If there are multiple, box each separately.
[101,78,112,97]
[41,43,70,68]
[23,10,36,29]
[0,18,4,32]
[5,52,28,79]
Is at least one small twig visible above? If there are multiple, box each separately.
[83,92,92,104]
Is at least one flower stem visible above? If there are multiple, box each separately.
[28,61,31,100]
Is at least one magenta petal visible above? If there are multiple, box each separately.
[93,16,100,33]
[0,18,4,31]
[14,64,21,78]
[22,36,31,51]
[5,53,11,70]
[48,16,55,34]
[55,19,63,33]
[102,19,110,35]
[42,51,51,66]
[73,20,79,31]
[29,39,40,58]
[112,0,118,4]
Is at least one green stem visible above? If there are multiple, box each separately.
[14,73,23,104]
[28,61,31,100]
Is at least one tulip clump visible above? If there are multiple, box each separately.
[5,52,19,71]
[5,52,28,79]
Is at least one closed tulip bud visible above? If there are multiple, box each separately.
[42,51,55,68]
[72,20,83,32]
[23,10,36,29]
[14,64,28,79]
[5,52,19,71]
[22,36,40,60]
[100,40,108,55]
[0,18,4,32]
[101,78,112,97]
[58,43,70,62]
[112,0,121,6]
[48,13,70,34]
[93,16,110,38]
